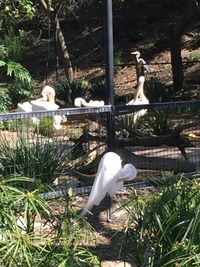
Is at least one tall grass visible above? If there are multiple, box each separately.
[0,176,99,266]
[121,176,200,267]
[0,132,75,185]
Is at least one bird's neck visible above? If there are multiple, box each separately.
[134,76,145,100]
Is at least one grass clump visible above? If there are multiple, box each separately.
[120,176,200,267]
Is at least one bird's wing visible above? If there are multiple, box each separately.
[117,164,137,182]
[80,166,106,216]
[80,152,122,216]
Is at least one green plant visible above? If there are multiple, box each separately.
[114,50,123,73]
[142,108,173,135]
[3,27,26,62]
[0,176,99,267]
[189,50,200,62]
[53,78,90,104]
[8,82,33,108]
[37,116,55,137]
[121,176,200,267]
[0,176,51,266]
[0,136,69,184]
[0,90,12,112]
[0,29,32,86]
[40,189,100,267]
[145,77,169,102]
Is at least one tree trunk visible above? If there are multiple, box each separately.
[39,0,74,84]
[169,0,200,91]
[54,13,74,82]
[169,25,183,91]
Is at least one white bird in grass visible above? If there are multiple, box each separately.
[80,152,137,217]
[74,97,105,108]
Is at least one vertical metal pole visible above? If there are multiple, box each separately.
[105,0,115,150]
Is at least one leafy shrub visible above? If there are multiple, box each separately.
[53,78,90,104]
[37,116,55,137]
[0,28,32,86]
[189,50,200,62]
[0,90,12,112]
[121,176,200,267]
[8,82,33,108]
[142,108,173,135]
[145,77,169,102]
[3,27,26,62]
[0,136,68,184]
[0,176,99,267]
[114,50,123,73]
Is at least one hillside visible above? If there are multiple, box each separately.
[23,0,200,102]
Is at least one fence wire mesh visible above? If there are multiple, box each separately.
[0,101,200,195]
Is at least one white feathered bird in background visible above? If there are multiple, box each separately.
[80,152,137,217]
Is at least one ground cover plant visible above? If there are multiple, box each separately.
[0,176,99,267]
[120,175,200,267]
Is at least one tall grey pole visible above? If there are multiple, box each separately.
[105,0,115,150]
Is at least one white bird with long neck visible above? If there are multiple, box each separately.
[31,85,59,111]
[126,51,149,122]
[80,152,137,217]
[74,97,105,108]
[16,85,66,129]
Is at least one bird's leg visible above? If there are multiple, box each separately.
[106,195,113,222]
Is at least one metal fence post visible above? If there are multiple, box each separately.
[105,0,115,150]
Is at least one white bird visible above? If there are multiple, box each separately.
[74,97,105,108]
[53,115,67,130]
[80,152,137,217]
[41,85,56,103]
[126,51,149,123]
[126,75,149,122]
[31,85,59,111]
[16,85,67,129]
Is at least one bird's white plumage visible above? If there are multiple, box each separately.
[126,76,149,122]
[41,85,56,102]
[80,152,137,216]
[74,97,105,107]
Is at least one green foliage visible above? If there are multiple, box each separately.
[121,176,200,267]
[37,116,55,137]
[40,190,100,267]
[3,27,26,62]
[0,176,99,267]
[6,61,32,85]
[114,50,123,73]
[0,90,12,112]
[8,82,33,108]
[53,78,90,103]
[115,107,173,136]
[0,136,69,184]
[145,77,169,102]
[189,50,200,61]
[0,0,35,22]
[142,108,173,135]
[0,28,32,86]
[0,45,8,59]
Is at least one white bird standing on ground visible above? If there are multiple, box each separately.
[80,152,137,217]
[126,51,149,122]
[74,97,105,108]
